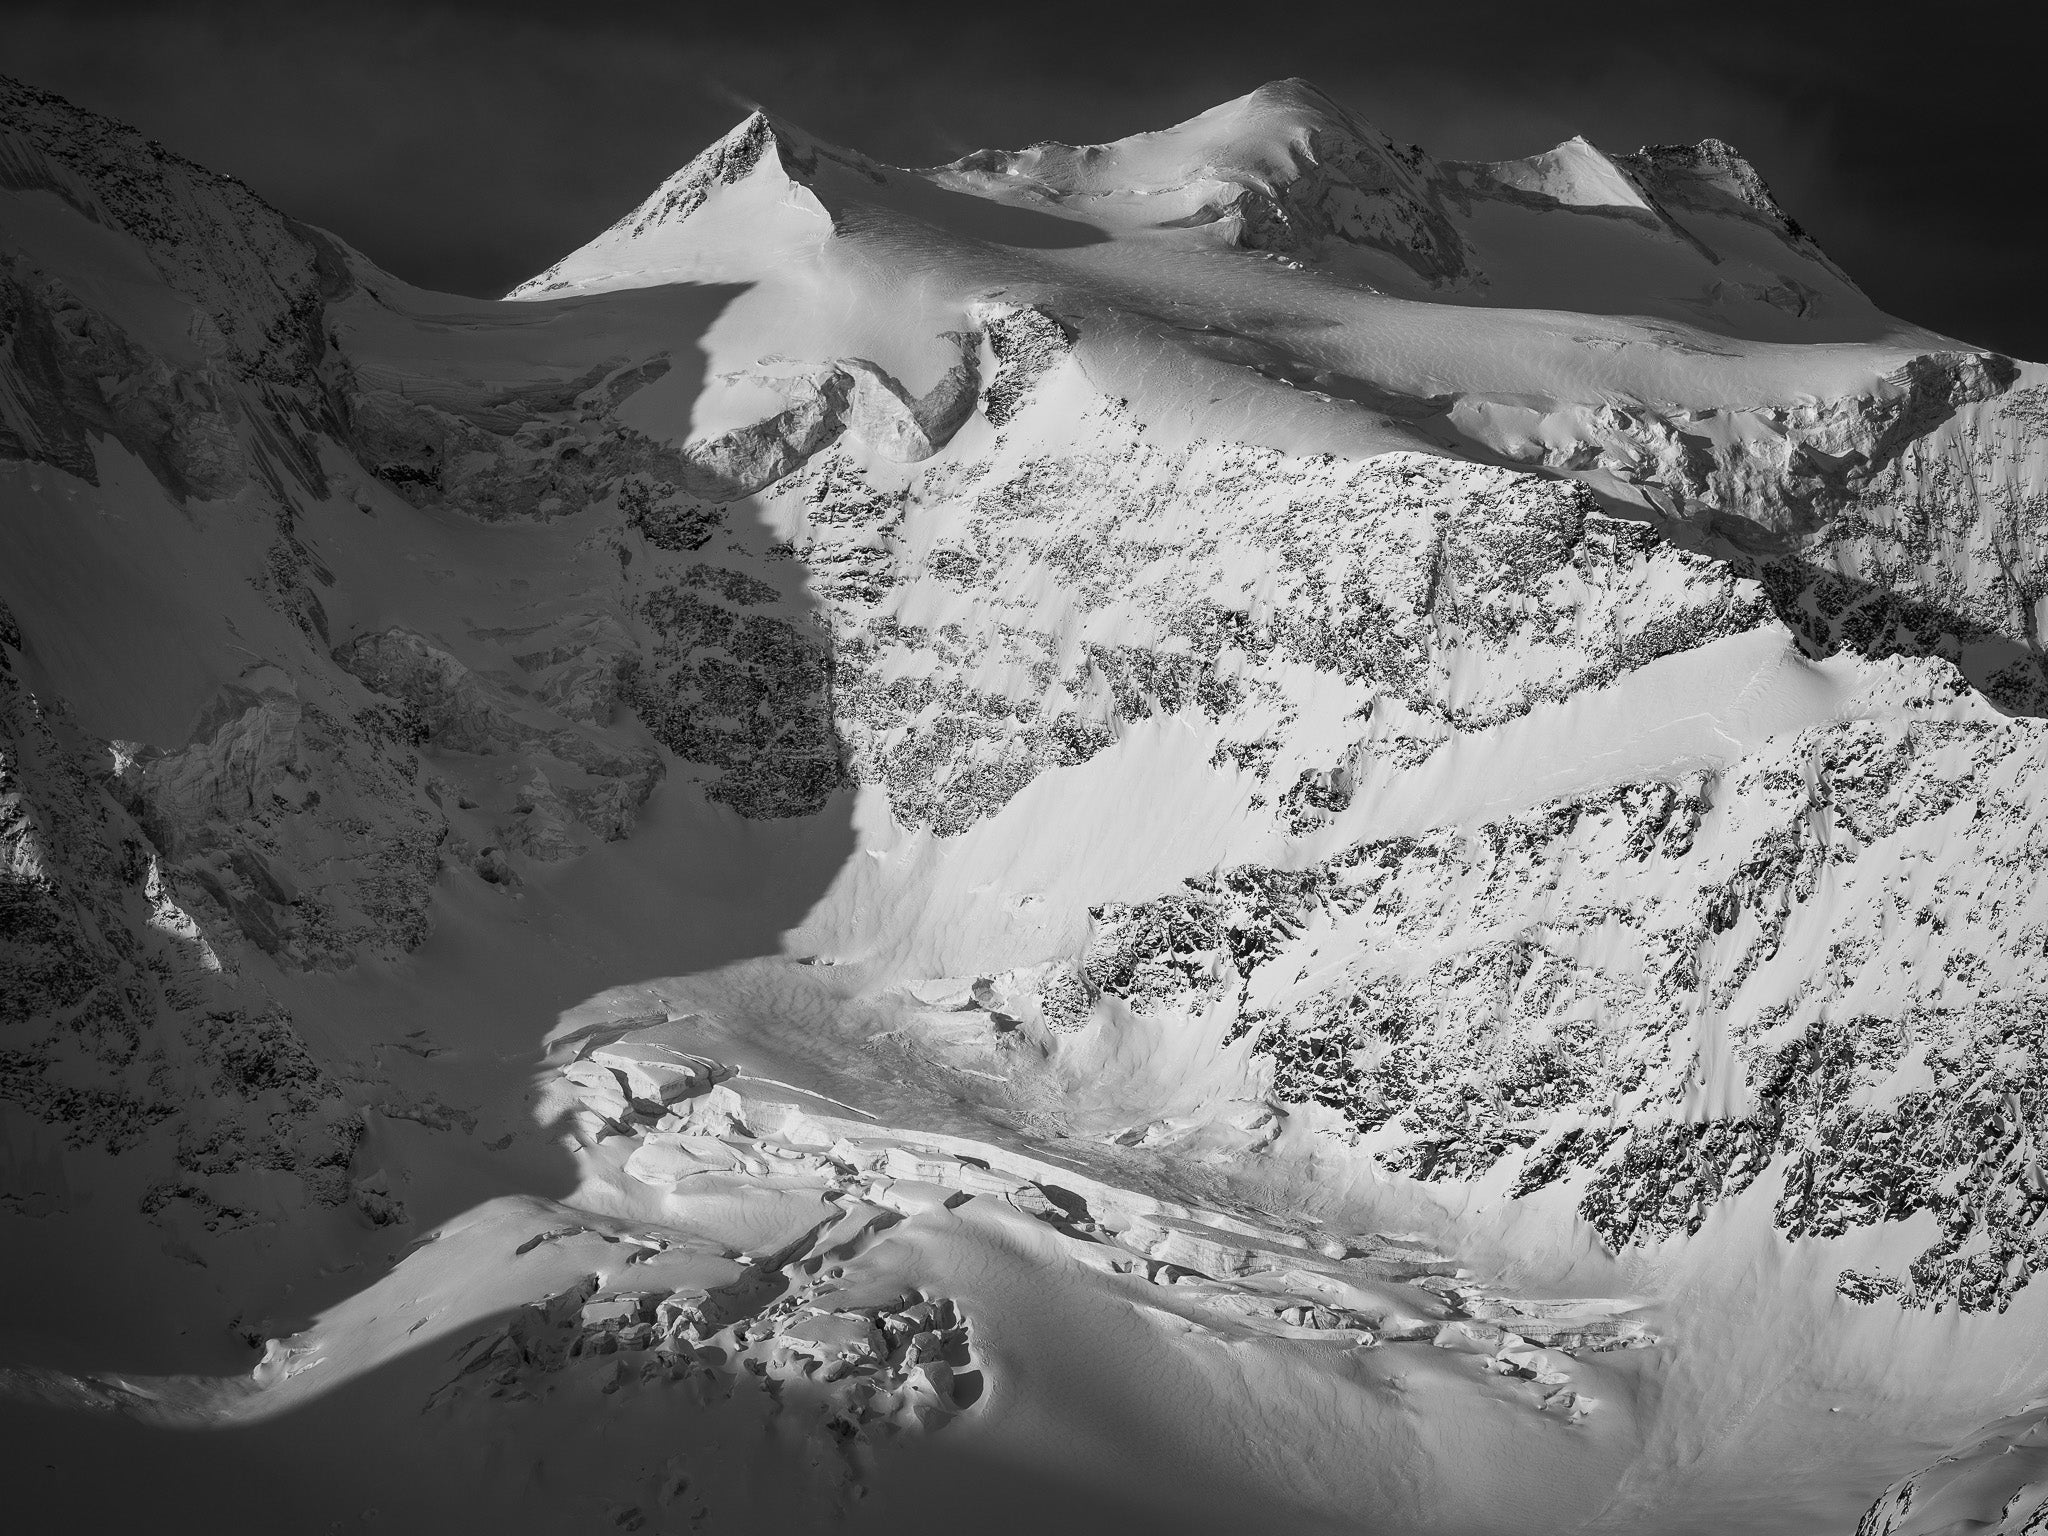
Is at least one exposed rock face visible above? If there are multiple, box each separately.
[974,302,1072,427]
[0,75,339,384]
[1,651,360,1231]
[116,664,448,965]
[1618,137,1831,257]
[772,385,1766,834]
[620,570,841,819]
[1452,349,2046,709]
[1082,675,2048,1312]
[329,627,665,855]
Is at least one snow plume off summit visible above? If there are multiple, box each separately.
[4,71,2048,1536]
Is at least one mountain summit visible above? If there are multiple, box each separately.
[519,78,1866,333]
[3,70,2046,1536]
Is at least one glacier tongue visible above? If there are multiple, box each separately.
[4,68,2048,1536]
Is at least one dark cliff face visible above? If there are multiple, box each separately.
[0,75,343,387]
[0,79,834,1255]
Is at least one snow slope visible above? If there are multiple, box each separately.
[4,70,2048,1535]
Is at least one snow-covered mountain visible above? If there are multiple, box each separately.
[4,70,2048,1534]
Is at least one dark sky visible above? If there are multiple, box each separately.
[12,0,2043,360]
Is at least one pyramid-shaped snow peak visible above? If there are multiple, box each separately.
[506,109,884,299]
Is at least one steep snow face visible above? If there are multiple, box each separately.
[1471,136,1654,212]
[507,112,854,300]
[5,70,2048,1536]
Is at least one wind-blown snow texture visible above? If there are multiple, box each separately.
[5,71,2048,1536]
